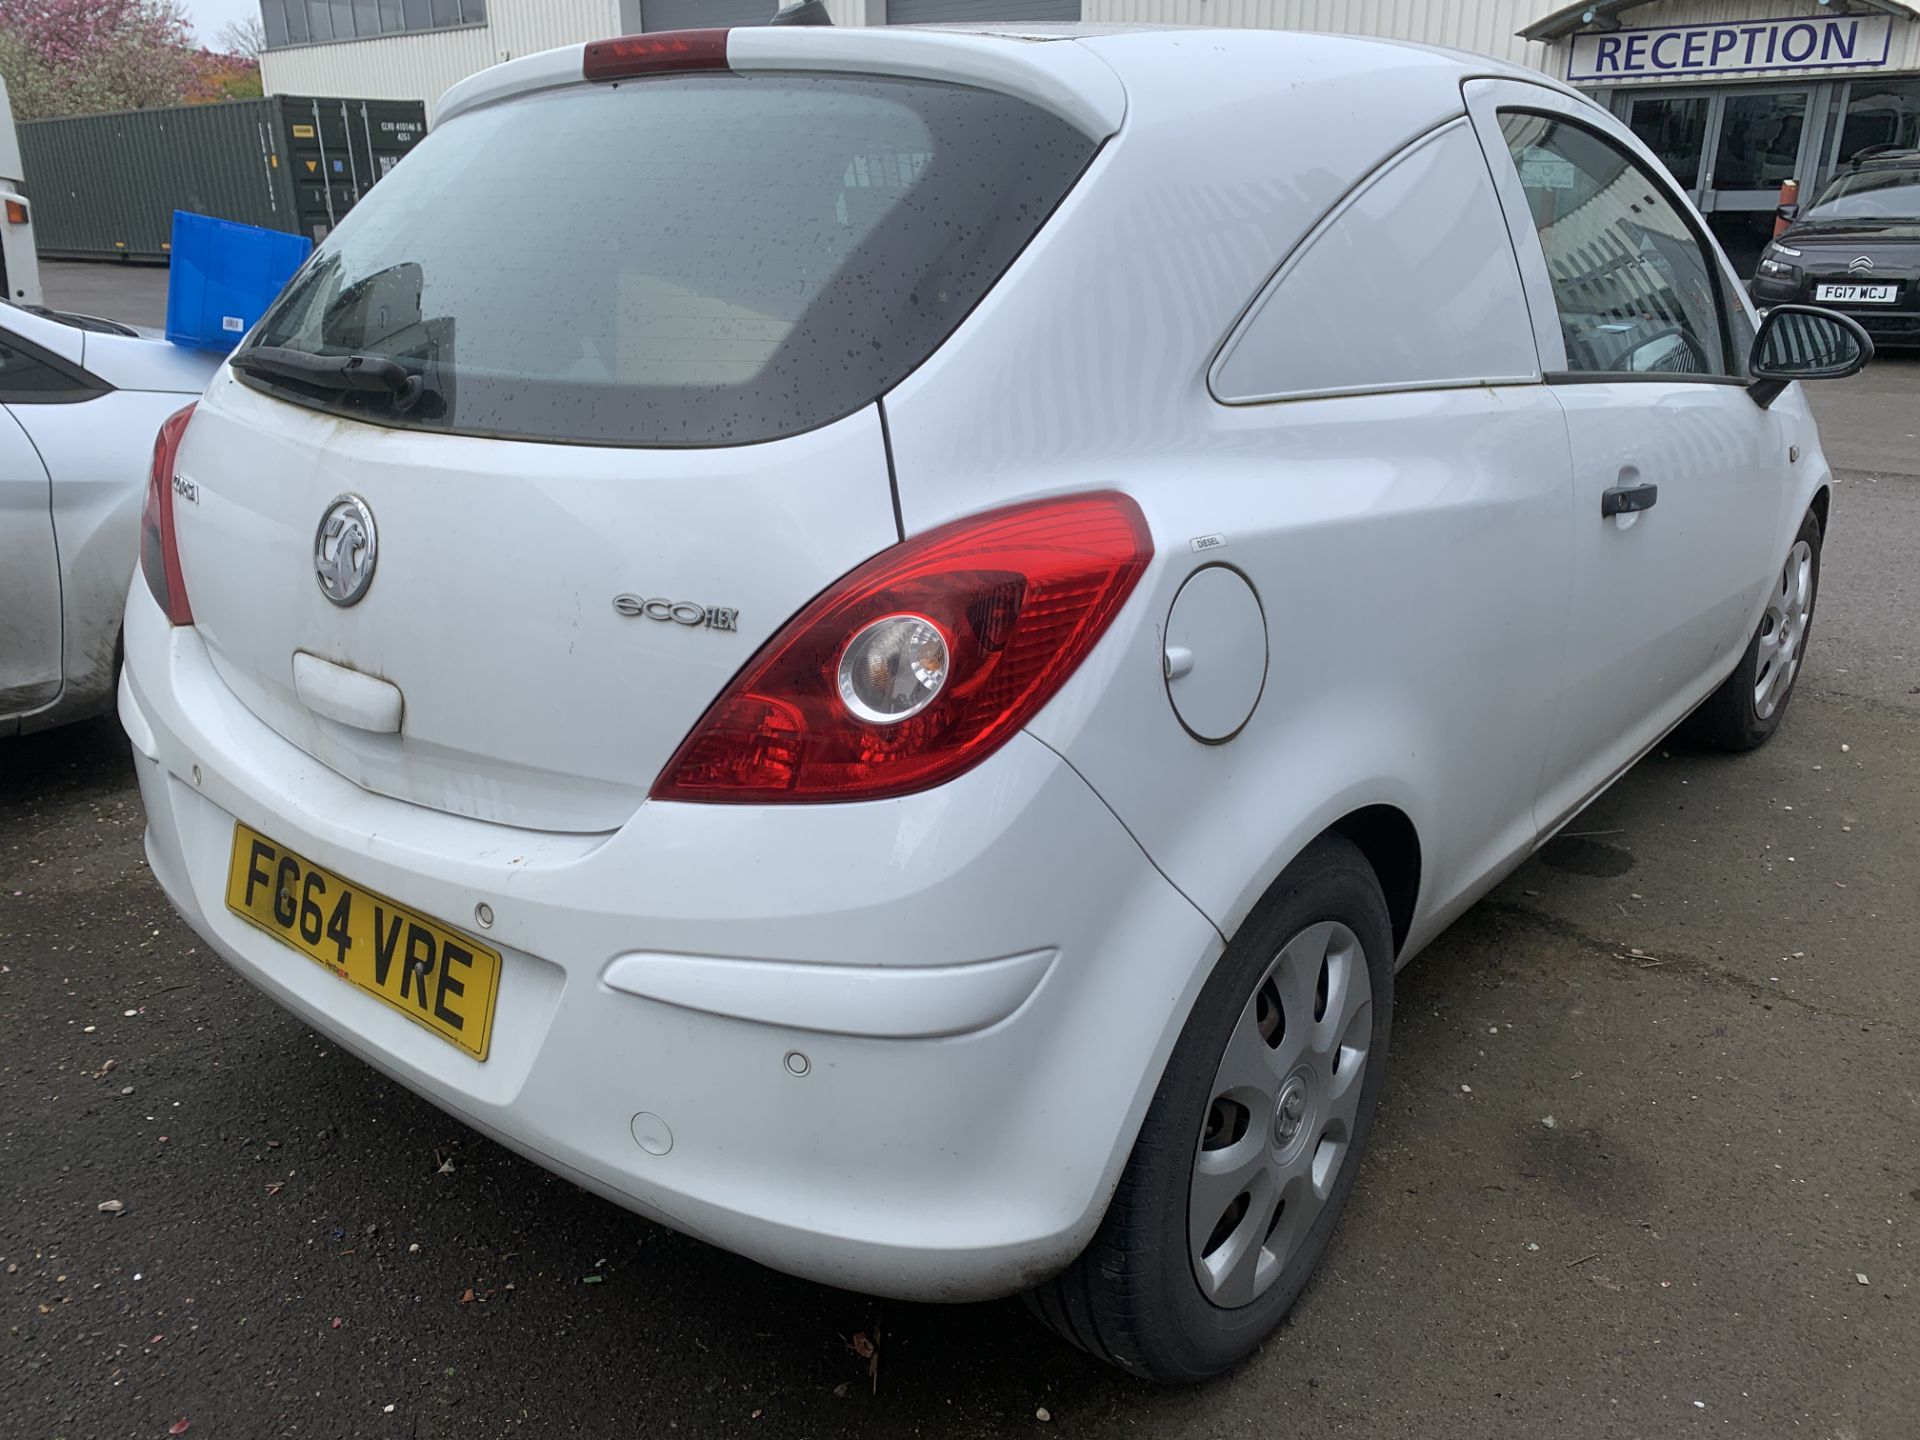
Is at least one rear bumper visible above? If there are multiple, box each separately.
[120,584,1220,1300]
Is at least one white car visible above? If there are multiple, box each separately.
[120,25,1866,1381]
[1,304,217,737]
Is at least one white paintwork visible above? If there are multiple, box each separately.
[1538,381,1780,823]
[602,947,1056,1039]
[78,327,233,394]
[292,651,405,734]
[0,407,58,714]
[1162,565,1266,741]
[174,378,898,832]
[0,309,217,737]
[125,27,1838,1301]
[1211,119,1540,405]
[0,77,40,308]
[0,186,40,308]
[438,25,1128,137]
[1461,76,1791,831]
[1,300,84,365]
[728,24,1128,136]
[432,42,599,127]
[122,597,1220,1298]
[1084,0,1920,84]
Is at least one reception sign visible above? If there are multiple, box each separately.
[1568,15,1893,82]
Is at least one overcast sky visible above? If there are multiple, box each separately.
[182,0,263,47]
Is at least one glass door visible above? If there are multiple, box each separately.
[1708,87,1827,278]
[1705,88,1815,212]
[1625,91,1713,202]
[1622,85,1825,277]
[1623,86,1820,211]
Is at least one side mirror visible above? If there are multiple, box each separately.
[1748,304,1873,408]
[1774,202,1800,225]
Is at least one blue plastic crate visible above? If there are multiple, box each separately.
[165,211,312,353]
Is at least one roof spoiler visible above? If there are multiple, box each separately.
[438,26,1125,139]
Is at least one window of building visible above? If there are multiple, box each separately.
[641,0,777,27]
[1711,90,1808,192]
[1625,95,1707,190]
[1499,112,1728,378]
[258,0,485,49]
[1839,77,1920,162]
[885,1,1082,21]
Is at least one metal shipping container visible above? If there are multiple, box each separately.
[18,95,428,262]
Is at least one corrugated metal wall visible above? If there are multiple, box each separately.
[1084,0,1553,69]
[19,95,427,259]
[1086,1,1920,83]
[261,0,620,116]
[22,100,285,258]
[888,1,1081,22]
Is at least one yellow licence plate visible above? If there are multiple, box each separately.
[224,824,501,1061]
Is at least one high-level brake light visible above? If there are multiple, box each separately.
[583,30,730,82]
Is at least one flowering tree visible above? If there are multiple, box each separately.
[183,48,262,103]
[0,0,206,118]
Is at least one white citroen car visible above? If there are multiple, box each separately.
[121,24,1866,1381]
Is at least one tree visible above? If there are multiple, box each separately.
[215,13,264,59]
[0,0,201,119]
[184,48,261,102]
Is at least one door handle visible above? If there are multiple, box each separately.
[1601,482,1659,518]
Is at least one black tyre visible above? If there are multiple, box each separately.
[1684,509,1822,753]
[1026,835,1394,1383]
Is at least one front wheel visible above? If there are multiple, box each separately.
[1684,509,1823,752]
[1025,835,1394,1383]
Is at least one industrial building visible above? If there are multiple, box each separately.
[253,1,1920,265]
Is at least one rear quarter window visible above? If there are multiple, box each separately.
[239,73,1098,447]
[1211,120,1539,403]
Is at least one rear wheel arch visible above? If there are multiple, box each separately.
[1026,830,1398,1380]
[1214,790,1427,965]
[1326,804,1420,959]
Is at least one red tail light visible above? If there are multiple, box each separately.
[653,492,1153,803]
[139,403,197,626]
[583,29,730,82]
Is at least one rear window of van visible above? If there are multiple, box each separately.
[237,73,1098,447]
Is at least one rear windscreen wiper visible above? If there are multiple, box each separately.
[231,346,423,406]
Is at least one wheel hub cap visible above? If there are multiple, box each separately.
[1754,538,1815,721]
[1271,1073,1314,1154]
[1188,921,1373,1310]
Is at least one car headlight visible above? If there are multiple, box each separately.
[1758,255,1799,281]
